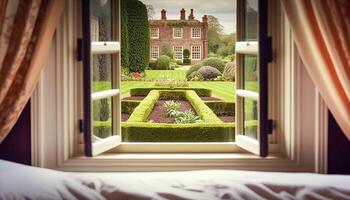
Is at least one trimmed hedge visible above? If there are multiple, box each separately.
[122,122,235,142]
[93,121,111,139]
[159,90,186,100]
[130,87,212,97]
[126,0,149,72]
[128,90,160,122]
[156,55,171,70]
[121,100,140,114]
[185,90,221,123]
[205,102,235,116]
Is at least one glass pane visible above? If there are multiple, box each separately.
[93,98,112,139]
[90,0,113,41]
[243,98,258,139]
[92,54,112,92]
[245,0,258,41]
[243,55,258,92]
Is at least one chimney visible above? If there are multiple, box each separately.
[180,8,186,20]
[202,15,208,24]
[161,9,167,20]
[188,9,194,20]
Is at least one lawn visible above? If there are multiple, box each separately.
[93,70,258,103]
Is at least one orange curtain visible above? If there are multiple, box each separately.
[281,0,350,140]
[0,0,64,143]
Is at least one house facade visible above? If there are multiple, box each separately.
[149,8,209,64]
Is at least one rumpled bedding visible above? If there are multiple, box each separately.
[0,159,350,200]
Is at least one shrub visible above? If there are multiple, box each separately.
[156,55,171,70]
[183,58,191,65]
[164,100,181,117]
[175,60,183,65]
[128,90,160,122]
[120,0,129,68]
[183,49,191,64]
[169,62,179,70]
[201,57,225,72]
[122,100,140,114]
[223,62,236,81]
[188,71,204,81]
[197,66,222,80]
[159,90,187,100]
[148,61,157,70]
[155,79,189,88]
[205,102,235,116]
[186,63,202,77]
[161,45,173,58]
[174,110,202,124]
[126,0,150,72]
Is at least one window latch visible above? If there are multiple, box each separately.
[267,119,274,134]
[267,37,273,63]
[79,119,84,133]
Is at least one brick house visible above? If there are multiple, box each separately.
[149,8,209,64]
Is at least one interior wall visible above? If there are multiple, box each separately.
[328,111,350,174]
[0,101,31,165]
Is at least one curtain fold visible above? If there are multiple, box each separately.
[0,0,64,143]
[281,0,350,140]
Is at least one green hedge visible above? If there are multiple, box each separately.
[93,121,111,139]
[185,90,222,123]
[121,100,140,114]
[126,0,149,72]
[205,102,235,116]
[128,90,160,122]
[159,90,186,100]
[130,87,211,97]
[122,122,235,142]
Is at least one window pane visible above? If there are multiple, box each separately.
[191,45,201,60]
[173,46,183,60]
[192,27,201,38]
[92,55,112,92]
[243,55,258,92]
[151,46,159,60]
[245,0,258,41]
[173,28,182,38]
[90,0,113,41]
[93,98,112,139]
[150,28,159,38]
[243,98,258,139]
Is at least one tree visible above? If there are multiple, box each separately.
[126,0,150,72]
[121,0,129,68]
[207,15,224,54]
[146,4,155,19]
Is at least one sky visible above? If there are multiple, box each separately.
[139,0,237,34]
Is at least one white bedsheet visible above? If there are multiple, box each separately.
[0,159,350,200]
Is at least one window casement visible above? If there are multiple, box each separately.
[150,27,159,38]
[191,45,202,60]
[150,45,159,60]
[173,27,182,38]
[81,0,121,156]
[191,27,201,38]
[173,46,183,60]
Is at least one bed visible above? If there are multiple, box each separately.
[0,159,350,200]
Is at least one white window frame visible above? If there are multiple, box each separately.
[150,27,159,39]
[31,0,328,173]
[191,27,201,38]
[173,46,183,60]
[191,45,202,60]
[173,27,183,38]
[150,45,159,60]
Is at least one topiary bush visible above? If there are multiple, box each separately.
[175,60,183,65]
[126,0,150,72]
[183,49,191,64]
[223,62,236,81]
[161,45,173,58]
[201,57,226,72]
[156,55,171,70]
[197,66,222,80]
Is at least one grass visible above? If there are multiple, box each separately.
[145,70,186,80]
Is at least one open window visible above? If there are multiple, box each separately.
[81,0,121,156]
[235,0,272,157]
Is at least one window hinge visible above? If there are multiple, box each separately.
[77,38,83,61]
[79,119,84,133]
[267,36,273,63]
[267,119,273,134]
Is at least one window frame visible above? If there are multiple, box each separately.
[150,45,159,60]
[172,27,183,38]
[191,45,202,60]
[191,27,201,38]
[173,45,183,60]
[150,27,159,39]
[31,0,329,172]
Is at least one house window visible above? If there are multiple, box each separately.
[192,27,201,38]
[191,45,201,60]
[173,46,183,60]
[173,27,182,38]
[150,45,159,60]
[150,28,159,38]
